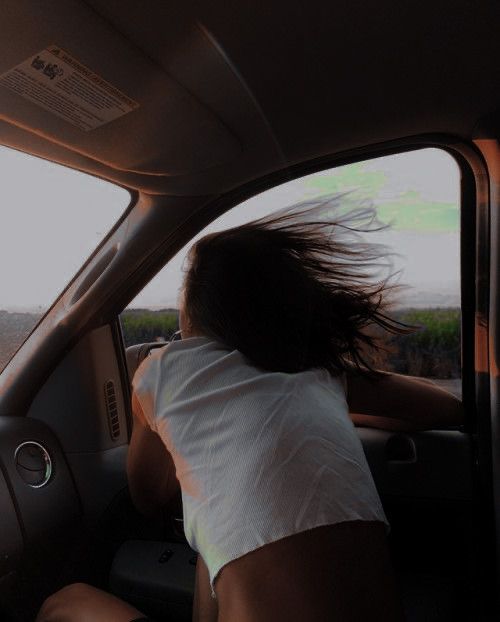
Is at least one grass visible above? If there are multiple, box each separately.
[384,308,461,377]
[121,309,179,347]
[120,306,461,379]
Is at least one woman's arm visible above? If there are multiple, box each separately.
[346,371,464,431]
[127,392,181,515]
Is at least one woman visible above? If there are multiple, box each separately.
[37,201,463,622]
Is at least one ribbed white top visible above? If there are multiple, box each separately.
[132,336,388,596]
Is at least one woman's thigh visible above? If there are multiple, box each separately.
[193,555,218,622]
[36,583,145,622]
[214,521,405,622]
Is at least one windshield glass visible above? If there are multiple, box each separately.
[0,145,129,372]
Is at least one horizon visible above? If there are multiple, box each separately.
[2,146,460,316]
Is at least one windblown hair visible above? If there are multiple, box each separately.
[183,194,410,375]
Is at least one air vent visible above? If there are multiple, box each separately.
[104,380,120,441]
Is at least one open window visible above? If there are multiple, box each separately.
[121,147,461,403]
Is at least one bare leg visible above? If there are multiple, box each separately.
[36,583,145,622]
[193,556,218,622]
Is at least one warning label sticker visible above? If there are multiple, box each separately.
[0,45,139,131]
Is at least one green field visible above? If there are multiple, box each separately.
[381,308,461,378]
[121,307,461,379]
[121,309,179,346]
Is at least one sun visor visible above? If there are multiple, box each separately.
[0,1,241,176]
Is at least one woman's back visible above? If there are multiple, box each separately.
[133,336,389,600]
[214,521,404,622]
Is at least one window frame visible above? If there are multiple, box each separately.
[119,138,484,432]
[114,136,494,586]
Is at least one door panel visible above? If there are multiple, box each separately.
[358,428,480,621]
[28,325,131,524]
[359,428,473,501]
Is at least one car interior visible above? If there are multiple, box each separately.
[1,1,500,620]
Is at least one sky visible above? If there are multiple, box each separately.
[0,146,460,312]
[131,148,460,309]
[0,145,128,311]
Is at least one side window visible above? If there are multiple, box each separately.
[121,148,460,396]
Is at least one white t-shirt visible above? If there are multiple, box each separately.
[132,336,388,596]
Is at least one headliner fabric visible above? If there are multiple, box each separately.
[2,1,500,195]
[132,336,388,597]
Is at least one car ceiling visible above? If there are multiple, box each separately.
[0,0,499,197]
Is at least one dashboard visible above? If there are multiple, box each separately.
[0,416,80,578]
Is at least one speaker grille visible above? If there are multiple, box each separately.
[104,380,120,440]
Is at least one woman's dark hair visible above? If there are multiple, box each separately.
[183,194,410,375]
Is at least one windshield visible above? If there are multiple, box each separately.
[0,145,130,371]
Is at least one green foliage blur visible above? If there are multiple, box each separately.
[120,307,461,379]
[304,164,459,233]
[383,308,461,378]
[121,309,179,347]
